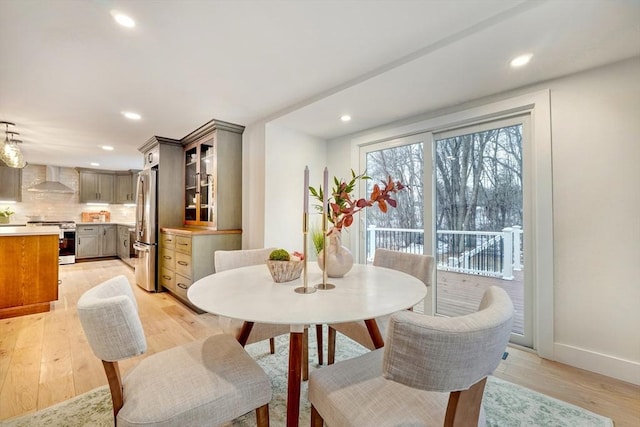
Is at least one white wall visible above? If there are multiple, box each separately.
[263,123,327,252]
[242,121,268,249]
[323,57,640,384]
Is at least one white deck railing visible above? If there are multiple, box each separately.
[367,226,522,280]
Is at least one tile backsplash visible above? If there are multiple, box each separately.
[4,164,135,223]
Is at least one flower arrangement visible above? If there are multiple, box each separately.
[309,170,406,235]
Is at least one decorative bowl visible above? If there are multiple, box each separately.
[266,259,303,283]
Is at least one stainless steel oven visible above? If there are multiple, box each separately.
[26,220,76,264]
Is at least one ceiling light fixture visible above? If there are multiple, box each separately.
[101,145,114,151]
[122,111,141,120]
[340,115,351,122]
[0,121,26,168]
[90,162,100,167]
[111,11,135,28]
[510,54,533,68]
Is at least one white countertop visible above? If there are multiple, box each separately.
[0,226,60,236]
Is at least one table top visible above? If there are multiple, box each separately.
[188,263,427,326]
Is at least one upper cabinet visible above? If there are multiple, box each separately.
[77,168,115,203]
[115,170,140,204]
[181,120,244,229]
[0,163,22,202]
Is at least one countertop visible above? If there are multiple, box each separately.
[161,227,242,236]
[76,222,135,227]
[0,226,60,236]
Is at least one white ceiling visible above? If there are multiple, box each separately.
[1,0,638,170]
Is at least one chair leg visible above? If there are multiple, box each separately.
[316,324,323,365]
[311,404,324,427]
[269,337,275,354]
[302,328,309,381]
[256,403,270,427]
[444,377,487,427]
[102,360,124,418]
[328,326,336,365]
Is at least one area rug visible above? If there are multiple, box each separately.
[1,332,613,427]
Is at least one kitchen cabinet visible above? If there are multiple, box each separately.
[77,168,115,203]
[181,120,243,229]
[159,228,241,310]
[0,230,58,318]
[77,224,117,259]
[115,170,140,204]
[0,163,22,202]
[117,224,135,267]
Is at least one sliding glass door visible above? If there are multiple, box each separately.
[359,115,532,346]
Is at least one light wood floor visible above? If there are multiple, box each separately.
[1,259,638,426]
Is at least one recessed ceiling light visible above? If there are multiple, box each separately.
[90,162,100,167]
[510,54,533,68]
[101,146,114,151]
[111,11,135,28]
[340,115,351,122]
[122,111,141,120]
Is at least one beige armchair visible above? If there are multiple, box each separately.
[309,285,514,426]
[77,275,272,427]
[327,248,434,363]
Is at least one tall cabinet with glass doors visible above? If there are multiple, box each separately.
[182,120,244,229]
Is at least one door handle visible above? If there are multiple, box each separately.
[133,243,149,252]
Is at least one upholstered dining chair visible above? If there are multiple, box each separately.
[327,248,434,364]
[77,275,272,427]
[309,285,514,427]
[215,247,323,378]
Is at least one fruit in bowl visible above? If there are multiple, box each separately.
[266,249,304,283]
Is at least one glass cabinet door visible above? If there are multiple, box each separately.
[184,138,216,227]
[184,146,198,222]
[199,139,215,223]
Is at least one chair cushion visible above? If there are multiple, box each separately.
[117,333,272,427]
[309,349,451,427]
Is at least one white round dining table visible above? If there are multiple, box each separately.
[188,263,426,427]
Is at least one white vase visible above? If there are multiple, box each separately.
[318,230,354,278]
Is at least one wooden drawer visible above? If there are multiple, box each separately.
[159,248,175,270]
[174,274,192,300]
[160,233,176,249]
[77,225,100,235]
[159,268,175,292]
[175,236,192,254]
[175,251,192,277]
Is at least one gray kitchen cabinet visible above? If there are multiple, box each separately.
[77,169,115,203]
[117,225,135,267]
[115,170,139,204]
[0,163,22,202]
[181,120,243,229]
[77,224,117,259]
[102,225,117,256]
[76,225,101,258]
[159,229,241,310]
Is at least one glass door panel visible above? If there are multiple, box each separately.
[433,116,529,342]
[184,146,198,221]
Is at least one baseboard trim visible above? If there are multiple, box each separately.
[554,343,640,386]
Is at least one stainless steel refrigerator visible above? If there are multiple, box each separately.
[133,168,158,292]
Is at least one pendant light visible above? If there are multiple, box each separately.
[0,121,26,168]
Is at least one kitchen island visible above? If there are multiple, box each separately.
[0,226,60,318]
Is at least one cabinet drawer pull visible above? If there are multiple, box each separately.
[163,255,172,260]
[177,261,189,266]
[162,275,172,280]
[178,243,188,246]
[177,283,188,289]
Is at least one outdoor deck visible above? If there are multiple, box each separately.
[436,269,524,334]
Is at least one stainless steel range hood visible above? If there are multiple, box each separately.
[27,165,75,194]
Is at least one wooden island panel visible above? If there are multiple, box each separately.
[0,234,59,319]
